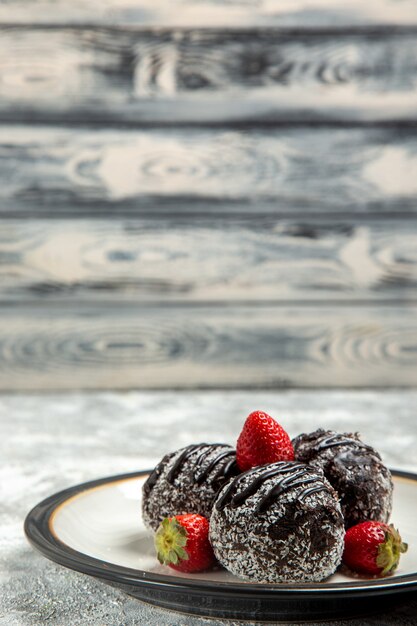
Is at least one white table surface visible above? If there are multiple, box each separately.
[1,390,416,626]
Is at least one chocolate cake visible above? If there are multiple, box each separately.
[142,443,239,531]
[292,429,393,528]
[209,461,344,583]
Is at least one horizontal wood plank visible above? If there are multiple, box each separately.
[1,218,417,303]
[1,28,417,124]
[2,126,417,216]
[0,305,416,390]
[1,0,416,28]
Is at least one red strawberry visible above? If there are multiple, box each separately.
[236,410,294,471]
[343,521,408,576]
[154,513,215,573]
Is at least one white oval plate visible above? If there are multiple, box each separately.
[25,470,417,622]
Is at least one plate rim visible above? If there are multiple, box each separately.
[24,468,417,598]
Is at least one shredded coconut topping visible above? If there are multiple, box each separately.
[209,462,345,583]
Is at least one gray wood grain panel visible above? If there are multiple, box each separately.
[0,304,416,390]
[1,218,417,303]
[1,0,416,28]
[1,28,417,124]
[2,126,417,216]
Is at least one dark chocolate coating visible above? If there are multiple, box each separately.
[142,443,239,530]
[292,429,393,528]
[210,461,344,583]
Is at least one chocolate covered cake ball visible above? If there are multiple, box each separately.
[209,461,344,583]
[142,443,239,531]
[292,429,393,529]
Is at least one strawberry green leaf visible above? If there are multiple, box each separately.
[154,517,189,566]
[376,525,408,576]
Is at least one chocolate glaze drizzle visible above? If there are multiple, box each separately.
[166,444,208,483]
[194,449,236,485]
[143,452,172,496]
[298,485,329,502]
[215,455,238,483]
[167,443,234,483]
[144,443,238,496]
[314,433,375,454]
[216,461,331,513]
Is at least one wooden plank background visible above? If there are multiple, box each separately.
[2,126,417,216]
[1,28,417,124]
[2,218,417,303]
[0,305,416,390]
[1,1,416,28]
[0,1,416,390]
